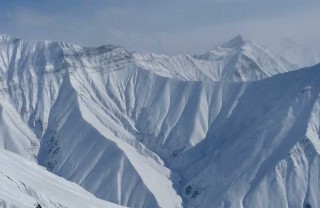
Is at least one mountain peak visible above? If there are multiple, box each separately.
[221,35,245,48]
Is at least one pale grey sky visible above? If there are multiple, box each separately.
[0,0,319,54]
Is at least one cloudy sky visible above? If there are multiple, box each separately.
[0,0,319,54]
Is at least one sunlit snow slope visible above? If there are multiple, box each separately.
[0,34,320,208]
[0,148,124,208]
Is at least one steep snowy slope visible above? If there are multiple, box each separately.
[0,148,124,208]
[0,34,183,208]
[70,60,320,208]
[52,54,320,208]
[0,97,39,161]
[37,73,182,208]
[170,64,320,208]
[1,34,320,208]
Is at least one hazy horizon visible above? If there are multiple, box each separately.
[0,0,319,55]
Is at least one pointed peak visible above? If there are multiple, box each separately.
[221,35,245,48]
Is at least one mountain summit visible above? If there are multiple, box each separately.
[221,35,245,48]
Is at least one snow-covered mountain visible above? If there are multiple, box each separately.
[0,34,320,208]
[0,34,183,208]
[134,35,298,81]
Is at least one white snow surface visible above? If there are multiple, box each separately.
[0,34,320,208]
[0,148,124,208]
